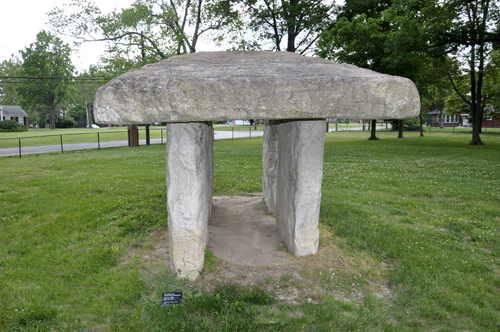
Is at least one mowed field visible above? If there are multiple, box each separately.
[0,128,166,149]
[0,131,499,331]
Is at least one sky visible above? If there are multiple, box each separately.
[1,1,151,71]
[1,0,342,72]
[0,0,227,72]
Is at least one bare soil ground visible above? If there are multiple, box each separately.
[136,194,392,305]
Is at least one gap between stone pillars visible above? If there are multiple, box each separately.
[262,120,279,213]
[166,122,214,280]
[274,119,326,256]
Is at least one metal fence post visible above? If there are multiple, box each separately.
[232,128,234,140]
[249,127,251,139]
[161,129,163,144]
[98,132,101,150]
[60,135,64,154]
[18,138,21,158]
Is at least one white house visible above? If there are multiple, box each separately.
[0,105,28,127]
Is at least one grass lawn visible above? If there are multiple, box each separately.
[0,127,167,149]
[0,131,499,330]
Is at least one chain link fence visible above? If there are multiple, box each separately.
[0,128,167,158]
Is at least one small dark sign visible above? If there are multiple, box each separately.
[162,292,183,306]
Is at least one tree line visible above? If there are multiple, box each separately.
[0,0,499,144]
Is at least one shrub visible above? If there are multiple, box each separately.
[392,118,420,131]
[55,115,75,128]
[0,120,21,130]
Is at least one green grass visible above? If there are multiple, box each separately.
[1,131,500,330]
[0,127,167,149]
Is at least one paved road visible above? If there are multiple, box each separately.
[0,130,264,156]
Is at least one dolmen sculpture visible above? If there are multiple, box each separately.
[94,51,420,280]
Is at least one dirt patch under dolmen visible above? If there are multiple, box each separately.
[142,194,392,305]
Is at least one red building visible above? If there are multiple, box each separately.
[427,111,468,127]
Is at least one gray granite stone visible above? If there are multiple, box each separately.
[94,51,420,125]
[262,120,279,213]
[166,122,213,280]
[275,120,325,256]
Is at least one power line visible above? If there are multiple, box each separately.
[0,81,106,84]
[0,76,108,80]
[0,75,109,84]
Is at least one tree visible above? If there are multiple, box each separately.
[368,119,378,140]
[447,49,500,127]
[71,66,108,127]
[318,0,456,139]
[483,50,500,111]
[232,0,334,54]
[0,55,23,105]
[17,31,75,130]
[49,0,240,75]
[441,0,500,144]
[319,0,500,145]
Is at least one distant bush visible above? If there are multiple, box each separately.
[0,119,21,130]
[392,118,420,131]
[56,115,75,128]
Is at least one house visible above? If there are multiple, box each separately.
[427,110,468,127]
[429,109,500,128]
[0,105,28,127]
[482,114,500,127]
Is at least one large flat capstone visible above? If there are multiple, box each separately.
[94,51,420,125]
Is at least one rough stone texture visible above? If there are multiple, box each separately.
[262,120,279,213]
[94,51,420,125]
[275,120,325,256]
[166,122,213,280]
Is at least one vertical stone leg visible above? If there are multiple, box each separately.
[166,122,213,280]
[262,120,279,213]
[275,120,325,256]
[207,124,214,243]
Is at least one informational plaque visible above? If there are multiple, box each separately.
[162,292,183,306]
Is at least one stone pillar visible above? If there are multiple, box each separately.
[275,120,325,256]
[262,120,279,213]
[166,122,213,280]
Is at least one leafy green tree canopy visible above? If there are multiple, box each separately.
[318,0,500,145]
[231,0,334,54]
[49,0,241,76]
[0,55,23,105]
[17,30,75,130]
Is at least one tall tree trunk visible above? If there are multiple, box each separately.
[419,110,424,137]
[49,104,56,129]
[471,104,484,145]
[285,0,298,52]
[398,120,404,138]
[86,99,91,128]
[368,119,378,140]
